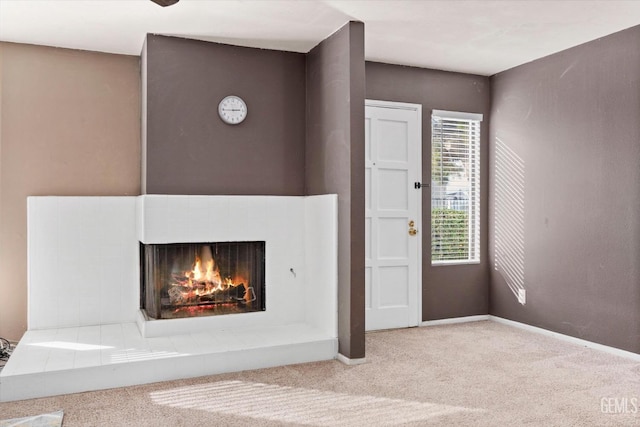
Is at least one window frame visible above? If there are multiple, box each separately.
[430,109,482,266]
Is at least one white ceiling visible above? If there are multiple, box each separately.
[1,0,639,76]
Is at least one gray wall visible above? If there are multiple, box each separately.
[366,62,491,320]
[489,25,640,353]
[143,35,306,196]
[143,29,366,359]
[306,22,366,359]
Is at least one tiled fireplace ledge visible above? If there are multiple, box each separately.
[0,322,337,402]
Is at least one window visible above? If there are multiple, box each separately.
[431,110,482,264]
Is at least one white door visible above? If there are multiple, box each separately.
[365,100,422,331]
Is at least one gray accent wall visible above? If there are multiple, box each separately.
[143,35,306,196]
[489,25,640,353]
[142,26,365,359]
[366,62,491,321]
[306,22,366,359]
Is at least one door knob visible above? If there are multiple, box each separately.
[408,220,417,236]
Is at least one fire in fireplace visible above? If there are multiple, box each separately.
[140,241,265,319]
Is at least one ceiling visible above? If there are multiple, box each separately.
[1,0,639,76]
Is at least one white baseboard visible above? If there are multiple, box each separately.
[489,316,640,362]
[420,315,490,327]
[336,353,367,366]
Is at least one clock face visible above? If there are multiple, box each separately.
[218,95,247,125]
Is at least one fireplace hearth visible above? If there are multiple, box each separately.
[141,241,265,320]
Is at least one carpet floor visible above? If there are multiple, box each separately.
[0,321,638,426]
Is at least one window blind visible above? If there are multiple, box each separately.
[431,110,482,264]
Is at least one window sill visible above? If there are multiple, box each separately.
[431,259,480,267]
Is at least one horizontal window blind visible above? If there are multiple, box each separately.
[431,111,481,264]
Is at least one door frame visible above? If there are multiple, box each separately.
[365,99,423,328]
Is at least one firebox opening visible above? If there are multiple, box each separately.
[140,241,265,320]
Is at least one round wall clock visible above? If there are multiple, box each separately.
[218,95,247,125]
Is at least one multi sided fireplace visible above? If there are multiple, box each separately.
[140,241,265,320]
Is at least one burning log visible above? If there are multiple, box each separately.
[165,249,250,307]
[167,282,247,306]
[199,283,246,303]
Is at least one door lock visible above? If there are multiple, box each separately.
[408,220,418,236]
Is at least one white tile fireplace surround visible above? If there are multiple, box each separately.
[0,195,338,402]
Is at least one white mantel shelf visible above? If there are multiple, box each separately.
[0,195,338,402]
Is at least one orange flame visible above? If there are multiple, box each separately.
[168,248,250,308]
[184,256,224,289]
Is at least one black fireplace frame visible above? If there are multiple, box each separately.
[140,241,266,320]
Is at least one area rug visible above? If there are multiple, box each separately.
[0,411,63,427]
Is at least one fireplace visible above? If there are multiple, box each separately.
[140,241,265,320]
[19,195,337,402]
[26,194,336,336]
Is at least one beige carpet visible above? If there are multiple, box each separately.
[1,321,638,426]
